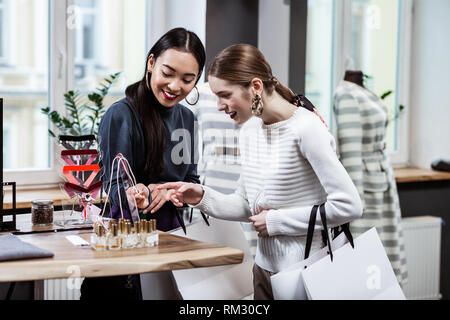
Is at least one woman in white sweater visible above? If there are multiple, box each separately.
[155,44,362,299]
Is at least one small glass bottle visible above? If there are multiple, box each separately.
[146,219,159,247]
[140,220,148,247]
[107,220,116,235]
[134,220,143,248]
[107,223,120,251]
[90,222,99,249]
[151,219,159,246]
[94,225,106,251]
[125,221,136,249]
[118,219,126,249]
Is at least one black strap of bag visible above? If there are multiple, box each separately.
[305,205,319,260]
[332,223,354,248]
[304,203,354,262]
[319,203,333,261]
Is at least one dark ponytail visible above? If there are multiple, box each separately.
[125,28,205,177]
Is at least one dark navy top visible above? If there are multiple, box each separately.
[98,96,200,231]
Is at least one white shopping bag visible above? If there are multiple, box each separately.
[302,227,406,300]
[170,216,254,300]
[270,231,350,300]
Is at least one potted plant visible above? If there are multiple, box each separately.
[41,72,121,141]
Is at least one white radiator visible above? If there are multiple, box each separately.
[44,278,83,300]
[401,216,442,300]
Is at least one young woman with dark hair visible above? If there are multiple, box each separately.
[80,27,205,300]
[156,44,362,299]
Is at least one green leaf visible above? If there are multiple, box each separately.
[48,129,56,138]
[380,90,393,100]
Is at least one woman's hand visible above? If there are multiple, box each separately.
[248,210,269,237]
[156,182,204,207]
[126,183,149,210]
[142,184,169,214]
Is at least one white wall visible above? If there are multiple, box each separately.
[258,0,290,86]
[147,0,206,50]
[409,0,450,168]
[147,0,207,81]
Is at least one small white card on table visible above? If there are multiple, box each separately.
[65,235,90,247]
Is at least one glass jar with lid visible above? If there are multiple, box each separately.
[31,199,54,226]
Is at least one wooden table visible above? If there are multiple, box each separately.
[0,229,244,283]
[394,167,450,183]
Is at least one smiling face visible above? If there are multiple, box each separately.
[148,48,200,107]
[208,76,254,125]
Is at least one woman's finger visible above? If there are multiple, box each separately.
[151,198,166,213]
[148,194,162,211]
[178,184,192,193]
[166,189,177,201]
[151,189,159,201]
[170,194,184,207]
[157,182,184,191]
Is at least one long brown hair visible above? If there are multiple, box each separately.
[208,44,315,112]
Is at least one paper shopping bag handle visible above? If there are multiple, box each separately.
[304,204,332,261]
[305,204,319,260]
[304,203,355,262]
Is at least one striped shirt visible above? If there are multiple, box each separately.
[193,106,363,273]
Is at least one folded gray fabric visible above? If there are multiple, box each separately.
[0,234,54,262]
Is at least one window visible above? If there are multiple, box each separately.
[1,0,50,173]
[2,0,207,187]
[304,0,335,126]
[350,0,401,153]
[0,0,6,63]
[74,0,99,80]
[305,0,412,165]
[72,0,148,105]
[2,0,148,187]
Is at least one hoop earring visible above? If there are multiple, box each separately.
[251,94,263,116]
[185,86,200,106]
[145,72,151,91]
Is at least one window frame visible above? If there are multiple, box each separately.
[332,0,413,167]
[73,0,100,80]
[3,0,69,188]
[0,0,10,65]
[4,0,154,189]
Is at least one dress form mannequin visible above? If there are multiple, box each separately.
[333,73,408,285]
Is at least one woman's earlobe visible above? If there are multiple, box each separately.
[147,55,154,72]
[250,77,263,95]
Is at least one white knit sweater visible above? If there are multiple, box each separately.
[192,107,362,273]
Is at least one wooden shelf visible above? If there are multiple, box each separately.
[394,167,450,183]
[2,187,105,210]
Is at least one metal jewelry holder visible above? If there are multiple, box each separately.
[1,182,18,232]
[1,98,18,232]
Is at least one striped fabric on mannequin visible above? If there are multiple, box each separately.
[333,80,408,285]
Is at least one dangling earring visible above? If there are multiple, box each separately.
[251,94,263,116]
[185,86,200,106]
